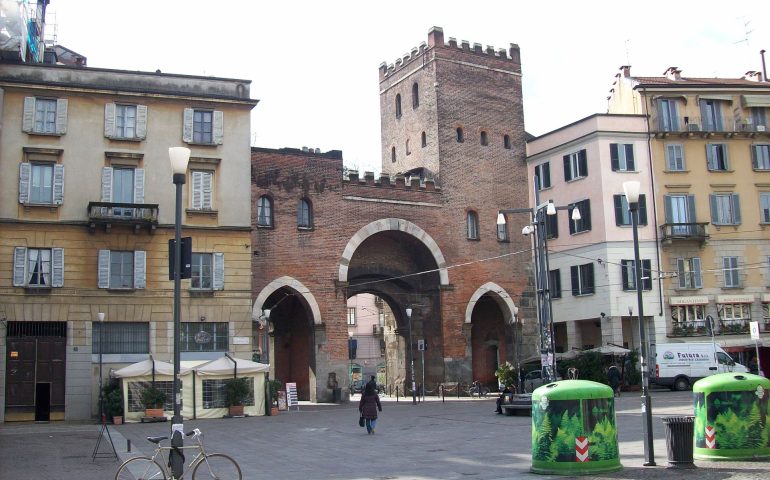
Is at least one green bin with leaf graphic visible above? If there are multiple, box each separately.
[531,380,622,475]
[693,373,770,460]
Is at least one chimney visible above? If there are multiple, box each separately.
[663,67,682,81]
[744,71,763,82]
[428,26,444,48]
[620,65,631,78]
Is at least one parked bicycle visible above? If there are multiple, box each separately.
[115,428,241,480]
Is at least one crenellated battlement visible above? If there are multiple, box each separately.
[344,170,440,194]
[379,26,520,79]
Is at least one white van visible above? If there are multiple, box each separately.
[652,342,748,391]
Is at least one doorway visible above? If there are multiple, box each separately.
[35,383,50,421]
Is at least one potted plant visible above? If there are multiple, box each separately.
[268,379,283,415]
[103,384,124,424]
[141,385,167,418]
[224,377,251,417]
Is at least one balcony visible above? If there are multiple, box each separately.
[660,223,709,244]
[650,115,770,139]
[669,321,709,337]
[88,202,159,233]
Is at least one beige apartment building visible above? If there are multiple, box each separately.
[608,66,770,376]
[0,63,257,421]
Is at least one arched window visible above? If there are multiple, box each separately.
[456,127,464,143]
[412,83,419,108]
[466,211,479,240]
[395,94,402,118]
[297,198,312,228]
[480,131,488,146]
[406,139,411,156]
[257,195,273,227]
[503,134,511,149]
[421,131,427,147]
[391,146,396,163]
[497,222,508,242]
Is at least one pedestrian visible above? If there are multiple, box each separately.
[359,381,382,434]
[607,364,621,397]
[495,385,513,414]
[366,375,377,393]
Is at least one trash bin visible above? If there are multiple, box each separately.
[332,388,342,403]
[661,416,695,468]
[530,380,622,475]
[692,372,770,461]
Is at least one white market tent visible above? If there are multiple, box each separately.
[192,356,269,419]
[112,358,193,423]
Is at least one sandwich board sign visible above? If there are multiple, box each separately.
[286,382,299,410]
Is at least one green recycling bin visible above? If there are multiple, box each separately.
[531,380,622,475]
[693,372,770,460]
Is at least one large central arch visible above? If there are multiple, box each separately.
[338,218,449,285]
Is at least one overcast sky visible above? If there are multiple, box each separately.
[52,1,769,173]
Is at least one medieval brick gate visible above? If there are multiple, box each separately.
[251,27,537,402]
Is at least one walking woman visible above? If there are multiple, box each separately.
[358,381,382,434]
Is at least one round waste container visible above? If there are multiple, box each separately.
[661,416,695,468]
[692,372,770,461]
[530,380,622,475]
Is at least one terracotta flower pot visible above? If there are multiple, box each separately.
[228,405,244,416]
[270,406,279,416]
[112,415,123,425]
[145,408,164,418]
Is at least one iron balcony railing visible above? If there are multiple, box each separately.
[650,115,768,135]
[87,201,159,232]
[660,223,709,243]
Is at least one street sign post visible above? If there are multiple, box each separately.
[750,321,762,376]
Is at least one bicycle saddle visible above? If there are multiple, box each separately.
[147,436,168,444]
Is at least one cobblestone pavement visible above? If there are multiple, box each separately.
[1,390,768,479]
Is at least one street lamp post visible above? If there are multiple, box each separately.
[406,307,416,405]
[169,146,190,478]
[623,180,656,466]
[497,176,581,383]
[97,312,105,421]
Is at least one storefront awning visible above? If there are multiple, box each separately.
[670,295,709,306]
[716,295,755,304]
[698,94,734,103]
[742,95,770,108]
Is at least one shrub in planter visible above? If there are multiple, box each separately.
[141,386,167,417]
[268,379,283,406]
[224,377,251,416]
[494,362,517,389]
[103,385,124,423]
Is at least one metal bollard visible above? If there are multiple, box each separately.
[127,439,131,452]
[441,385,445,403]
[396,386,399,402]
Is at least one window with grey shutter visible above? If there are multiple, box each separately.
[760,193,770,223]
[666,144,685,171]
[213,110,224,145]
[53,164,64,205]
[134,250,146,289]
[213,252,224,290]
[18,162,31,204]
[134,168,145,204]
[52,248,64,287]
[22,97,36,132]
[752,145,770,170]
[104,103,116,137]
[101,167,113,202]
[55,99,68,134]
[182,108,194,143]
[13,247,27,287]
[98,249,111,289]
[136,105,148,139]
[692,258,702,288]
[723,257,740,287]
[191,171,203,209]
[706,144,729,171]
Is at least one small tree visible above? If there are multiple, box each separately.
[104,386,124,418]
[224,377,251,407]
[141,386,167,409]
[495,362,517,388]
[268,379,283,406]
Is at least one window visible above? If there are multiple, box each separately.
[98,250,145,289]
[181,322,228,352]
[665,144,685,171]
[347,307,357,325]
[760,193,770,223]
[194,110,213,143]
[677,257,702,289]
[621,259,652,291]
[497,222,508,242]
[671,304,705,327]
[101,166,145,217]
[570,263,595,296]
[297,198,312,228]
[395,94,402,118]
[202,378,253,409]
[421,132,427,147]
[391,146,396,163]
[534,162,551,190]
[183,108,223,144]
[93,322,149,354]
[503,135,511,150]
[544,211,558,239]
[19,162,64,206]
[406,139,411,156]
[657,98,679,131]
[723,256,740,287]
[753,107,768,129]
[23,97,67,135]
[466,211,479,240]
[610,143,635,171]
[613,194,647,226]
[115,104,137,138]
[192,253,212,290]
[30,163,53,203]
[104,103,147,140]
[412,83,419,108]
[456,127,464,143]
[480,131,488,146]
[709,193,741,225]
[664,194,696,235]
[752,144,770,170]
[563,149,588,181]
[569,199,591,234]
[127,380,174,412]
[34,98,57,133]
[257,195,273,227]
[718,303,750,326]
[12,247,64,288]
[549,269,561,298]
[700,99,723,131]
[191,171,213,210]
[706,143,729,171]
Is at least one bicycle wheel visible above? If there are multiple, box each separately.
[192,453,242,480]
[115,456,167,480]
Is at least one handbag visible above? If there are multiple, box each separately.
[359,416,365,427]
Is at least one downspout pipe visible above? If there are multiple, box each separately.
[225,352,237,379]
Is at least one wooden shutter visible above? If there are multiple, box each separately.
[213,252,225,290]
[13,247,27,287]
[585,263,595,294]
[101,167,113,202]
[53,164,64,205]
[687,195,696,223]
[583,200,592,230]
[542,162,550,188]
[133,250,146,289]
[621,261,631,290]
[639,194,648,225]
[19,162,31,204]
[692,258,703,288]
[98,250,111,289]
[709,194,718,223]
[578,149,588,177]
[706,144,716,170]
[134,168,145,204]
[55,99,68,134]
[191,171,202,209]
[52,248,64,288]
[677,258,686,288]
[104,103,116,137]
[613,195,623,225]
[625,144,635,170]
[570,265,579,296]
[610,144,619,171]
[664,195,673,223]
[545,211,558,239]
[732,194,741,224]
[563,155,572,182]
[213,110,224,144]
[136,105,148,139]
[202,171,212,209]
[568,207,576,234]
[642,260,652,290]
[182,108,194,143]
[22,97,35,132]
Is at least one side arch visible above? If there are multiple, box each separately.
[253,276,322,325]
[338,218,449,285]
[464,282,518,325]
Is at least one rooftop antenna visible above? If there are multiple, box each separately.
[734,17,753,46]
[624,39,631,66]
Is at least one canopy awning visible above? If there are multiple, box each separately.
[112,358,191,378]
[587,345,632,355]
[742,95,770,108]
[194,356,270,376]
[697,94,734,103]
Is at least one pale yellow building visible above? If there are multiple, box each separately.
[0,63,257,421]
[608,66,770,379]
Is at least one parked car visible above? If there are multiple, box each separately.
[522,370,562,393]
[350,379,385,394]
[652,342,748,391]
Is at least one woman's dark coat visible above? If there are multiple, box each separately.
[358,393,382,419]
